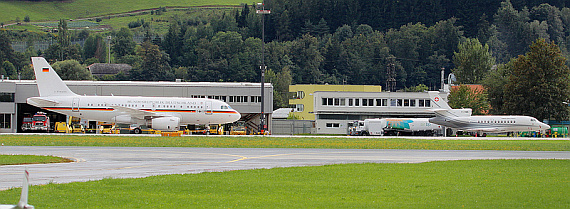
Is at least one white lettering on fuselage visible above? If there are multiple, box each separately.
[126,100,201,105]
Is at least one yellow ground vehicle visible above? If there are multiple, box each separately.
[54,122,70,133]
[99,123,115,134]
[209,124,224,135]
[230,121,246,135]
[70,124,84,133]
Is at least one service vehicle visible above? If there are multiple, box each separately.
[348,118,442,136]
[230,121,247,135]
[21,116,33,132]
[97,122,114,134]
[54,122,70,133]
[30,112,50,132]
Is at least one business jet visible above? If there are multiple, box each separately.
[27,57,241,131]
[427,91,550,134]
[0,170,34,209]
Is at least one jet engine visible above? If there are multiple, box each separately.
[149,117,180,131]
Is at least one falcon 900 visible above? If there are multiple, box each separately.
[26,57,241,131]
[427,91,549,134]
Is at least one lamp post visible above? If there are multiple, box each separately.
[256,2,270,133]
[107,36,112,63]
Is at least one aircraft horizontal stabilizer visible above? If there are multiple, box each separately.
[26,97,58,106]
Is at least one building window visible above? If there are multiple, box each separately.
[376,99,388,107]
[326,123,340,128]
[250,96,261,103]
[0,114,10,129]
[322,98,328,106]
[403,99,410,107]
[391,99,402,106]
[340,98,346,106]
[410,99,416,107]
[419,99,431,107]
[296,104,304,112]
[355,98,360,106]
[296,91,305,99]
[0,93,14,102]
[348,98,353,106]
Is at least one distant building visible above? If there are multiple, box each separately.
[87,63,132,78]
[289,84,382,120]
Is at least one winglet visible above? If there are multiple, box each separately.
[31,57,77,97]
[16,169,32,209]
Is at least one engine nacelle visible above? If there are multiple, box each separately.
[150,117,180,131]
[112,115,134,124]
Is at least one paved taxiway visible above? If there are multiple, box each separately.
[1,146,569,190]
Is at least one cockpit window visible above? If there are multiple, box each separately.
[531,119,536,122]
[221,105,231,109]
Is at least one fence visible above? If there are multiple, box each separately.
[271,120,314,135]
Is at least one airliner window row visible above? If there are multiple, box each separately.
[476,120,516,124]
[322,98,431,108]
[85,103,204,109]
[190,95,261,103]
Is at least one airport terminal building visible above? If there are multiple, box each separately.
[0,79,273,133]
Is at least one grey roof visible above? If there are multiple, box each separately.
[88,63,132,76]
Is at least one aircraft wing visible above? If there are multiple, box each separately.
[463,128,502,133]
[110,105,170,119]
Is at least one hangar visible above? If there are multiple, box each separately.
[0,79,273,133]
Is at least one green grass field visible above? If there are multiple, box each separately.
[0,0,245,23]
[0,159,568,208]
[1,134,569,151]
[0,154,71,165]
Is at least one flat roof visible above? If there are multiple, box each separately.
[1,80,272,88]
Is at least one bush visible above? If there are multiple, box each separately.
[24,15,30,22]
[95,18,102,22]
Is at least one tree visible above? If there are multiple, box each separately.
[452,38,495,84]
[448,85,489,115]
[112,28,136,60]
[51,59,92,80]
[57,19,70,47]
[1,61,16,78]
[503,39,570,121]
[403,84,428,92]
[132,41,172,81]
[83,34,107,63]
[481,63,511,115]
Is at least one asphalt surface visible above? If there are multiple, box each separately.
[2,146,570,190]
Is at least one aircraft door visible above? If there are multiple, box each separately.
[72,98,80,112]
[205,101,213,115]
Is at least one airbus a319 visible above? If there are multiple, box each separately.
[27,57,241,131]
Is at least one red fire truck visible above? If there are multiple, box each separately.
[21,114,33,132]
[30,112,50,132]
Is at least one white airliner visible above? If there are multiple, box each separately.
[427,91,550,133]
[27,57,241,131]
[0,170,34,209]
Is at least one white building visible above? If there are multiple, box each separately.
[313,91,448,134]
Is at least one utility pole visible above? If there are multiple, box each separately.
[386,56,396,92]
[107,36,112,64]
[256,2,270,134]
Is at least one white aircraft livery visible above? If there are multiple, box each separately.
[427,91,550,133]
[27,57,241,131]
[0,170,34,209]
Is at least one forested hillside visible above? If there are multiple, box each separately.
[2,0,570,109]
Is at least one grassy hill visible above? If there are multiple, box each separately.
[0,0,246,23]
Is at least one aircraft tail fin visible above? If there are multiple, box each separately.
[428,91,451,110]
[31,57,77,97]
[16,170,30,209]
